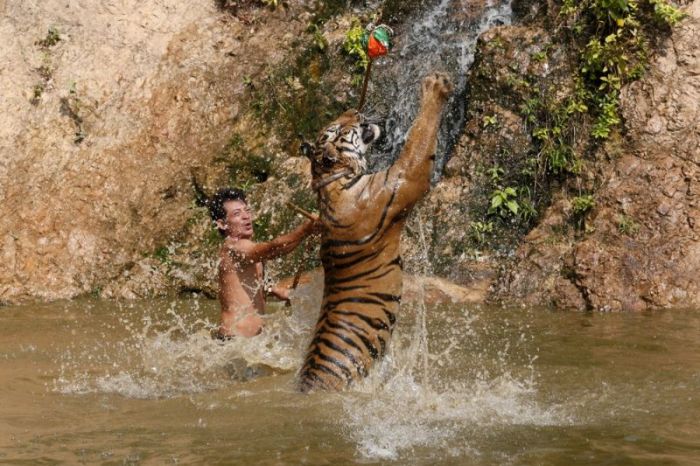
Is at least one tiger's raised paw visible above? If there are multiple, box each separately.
[421,72,454,103]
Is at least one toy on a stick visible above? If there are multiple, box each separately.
[357,23,393,111]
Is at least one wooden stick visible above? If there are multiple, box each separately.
[284,202,318,301]
[286,201,316,220]
[357,59,373,112]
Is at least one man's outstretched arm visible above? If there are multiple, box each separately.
[229,219,319,264]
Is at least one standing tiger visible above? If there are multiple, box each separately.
[298,73,454,392]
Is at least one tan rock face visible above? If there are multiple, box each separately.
[0,0,310,302]
[501,1,700,310]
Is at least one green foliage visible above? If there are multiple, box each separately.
[36,27,61,48]
[489,187,520,217]
[228,154,272,189]
[572,194,595,215]
[482,114,498,128]
[517,187,538,222]
[591,95,621,138]
[649,0,686,25]
[343,20,369,86]
[30,83,45,105]
[474,0,684,246]
[253,212,273,241]
[59,82,87,144]
[487,165,504,184]
[312,28,328,52]
[469,221,494,246]
[521,91,583,176]
[570,194,596,231]
[205,225,223,246]
[617,214,640,235]
[153,246,172,264]
[531,50,548,62]
[250,34,347,142]
[562,0,684,145]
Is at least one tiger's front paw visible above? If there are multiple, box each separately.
[421,73,454,104]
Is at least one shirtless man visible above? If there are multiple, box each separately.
[209,188,319,338]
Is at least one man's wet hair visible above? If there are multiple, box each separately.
[208,188,247,236]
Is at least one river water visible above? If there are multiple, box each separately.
[1,284,699,464]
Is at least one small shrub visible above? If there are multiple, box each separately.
[617,214,640,235]
[469,221,494,245]
[343,20,369,86]
[482,115,498,128]
[489,187,520,217]
[30,83,45,105]
[36,27,61,48]
[572,194,595,215]
[649,0,686,25]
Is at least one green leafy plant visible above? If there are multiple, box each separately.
[309,25,328,52]
[649,0,686,25]
[592,94,621,138]
[489,187,520,217]
[59,82,87,144]
[570,194,596,231]
[469,221,494,245]
[343,19,369,86]
[482,114,498,128]
[30,83,45,105]
[617,214,640,235]
[532,50,548,62]
[486,165,504,184]
[572,194,595,215]
[36,27,61,48]
[153,246,172,264]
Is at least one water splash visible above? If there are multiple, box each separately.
[339,300,572,461]
[336,166,571,460]
[52,290,322,399]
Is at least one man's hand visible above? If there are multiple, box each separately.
[270,285,290,301]
[303,216,323,235]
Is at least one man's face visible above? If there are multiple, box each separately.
[219,199,254,239]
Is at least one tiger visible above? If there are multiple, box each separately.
[297,73,454,392]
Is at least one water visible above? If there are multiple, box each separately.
[1,291,699,464]
[365,0,512,177]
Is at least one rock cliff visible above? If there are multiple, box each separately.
[497,0,699,310]
[1,0,697,311]
[0,0,312,301]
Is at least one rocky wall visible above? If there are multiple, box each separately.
[495,0,700,310]
[0,0,314,302]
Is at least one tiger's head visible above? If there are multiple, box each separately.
[301,109,381,180]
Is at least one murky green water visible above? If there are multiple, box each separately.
[1,291,699,465]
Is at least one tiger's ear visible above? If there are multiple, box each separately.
[300,141,315,159]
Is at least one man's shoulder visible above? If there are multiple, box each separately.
[221,237,258,264]
[223,236,255,252]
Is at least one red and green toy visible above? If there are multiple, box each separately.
[358,24,394,110]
